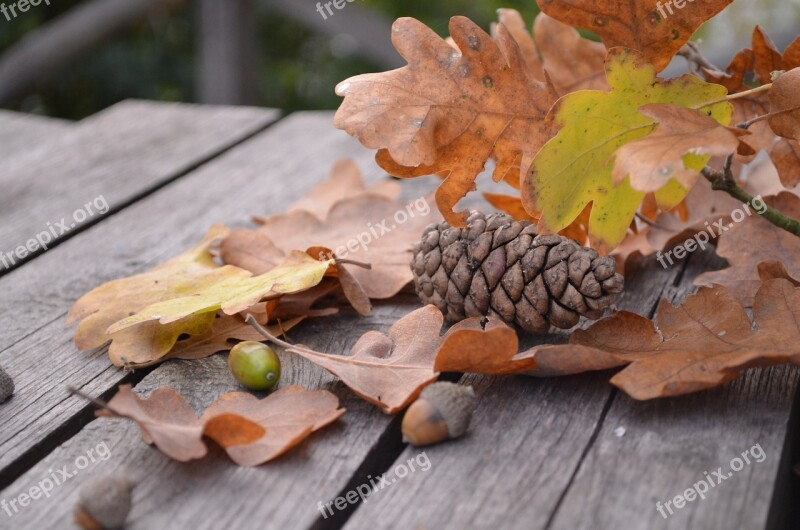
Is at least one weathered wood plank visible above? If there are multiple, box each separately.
[0,113,427,528]
[0,99,278,273]
[342,252,688,529]
[0,298,418,529]
[546,247,799,530]
[0,110,70,155]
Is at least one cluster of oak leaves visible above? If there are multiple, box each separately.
[69,2,800,466]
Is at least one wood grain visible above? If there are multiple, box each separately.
[547,247,799,530]
[0,99,277,272]
[0,110,70,154]
[0,299,419,529]
[0,112,435,529]
[342,251,688,529]
[2,105,795,529]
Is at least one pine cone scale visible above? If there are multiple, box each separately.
[411,212,625,333]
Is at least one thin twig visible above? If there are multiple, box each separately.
[679,42,724,76]
[701,166,800,238]
[67,386,124,417]
[635,213,676,233]
[737,104,800,130]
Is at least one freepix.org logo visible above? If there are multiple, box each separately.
[1,0,51,23]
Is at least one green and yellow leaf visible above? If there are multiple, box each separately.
[523,48,732,250]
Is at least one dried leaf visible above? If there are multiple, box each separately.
[694,192,800,306]
[705,28,798,90]
[67,226,251,366]
[434,312,657,376]
[613,104,749,192]
[248,306,445,414]
[107,251,334,333]
[159,313,305,366]
[98,386,206,462]
[334,16,554,227]
[769,138,800,188]
[216,229,285,276]
[532,12,607,95]
[201,387,345,466]
[493,9,544,81]
[222,194,440,300]
[98,385,344,466]
[703,29,800,187]
[285,159,401,219]
[483,193,538,223]
[768,67,800,141]
[644,176,742,253]
[610,279,800,399]
[436,278,800,400]
[758,260,800,286]
[538,0,734,71]
[525,48,732,250]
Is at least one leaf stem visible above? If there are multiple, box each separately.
[334,258,372,270]
[737,104,800,129]
[695,84,773,111]
[245,314,317,355]
[700,166,800,238]
[67,386,125,417]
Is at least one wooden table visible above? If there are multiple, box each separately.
[0,101,797,530]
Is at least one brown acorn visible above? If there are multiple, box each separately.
[402,382,476,446]
[0,367,13,403]
[75,474,135,529]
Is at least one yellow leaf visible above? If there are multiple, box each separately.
[107,252,334,333]
[67,225,250,366]
[523,48,732,250]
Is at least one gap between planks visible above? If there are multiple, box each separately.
[0,111,433,530]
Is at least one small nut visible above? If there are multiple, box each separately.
[402,382,476,446]
[0,367,14,403]
[75,474,135,529]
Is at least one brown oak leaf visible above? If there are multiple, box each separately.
[493,10,607,96]
[97,384,344,466]
[537,0,734,72]
[436,277,800,400]
[281,158,400,220]
[703,29,800,187]
[704,28,799,90]
[613,104,750,192]
[532,12,607,95]
[769,138,800,188]
[334,16,554,227]
[694,192,800,306]
[492,9,544,82]
[221,193,440,300]
[768,67,800,142]
[434,311,657,377]
[610,278,800,399]
[247,306,445,414]
[160,313,306,367]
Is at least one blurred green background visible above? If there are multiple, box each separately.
[0,0,797,120]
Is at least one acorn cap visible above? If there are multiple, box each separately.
[0,367,14,403]
[75,474,136,529]
[419,382,476,438]
[402,382,477,446]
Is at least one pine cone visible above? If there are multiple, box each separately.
[411,211,624,333]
